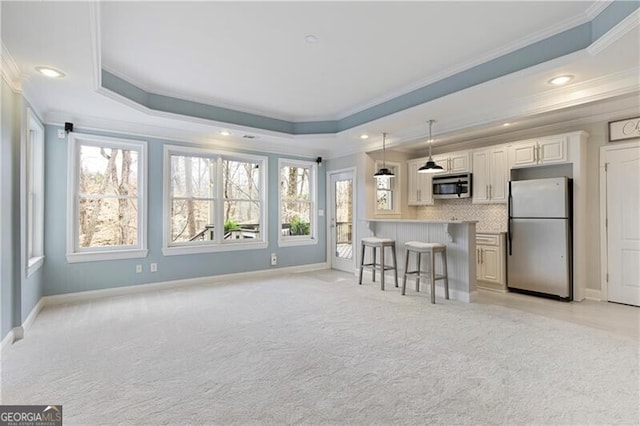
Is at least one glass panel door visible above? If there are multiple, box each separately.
[330,171,355,273]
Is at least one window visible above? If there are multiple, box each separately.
[279,159,318,247]
[24,109,45,275]
[374,161,400,215]
[163,145,267,255]
[67,133,147,262]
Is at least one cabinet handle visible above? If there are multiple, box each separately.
[486,185,489,198]
[489,185,492,199]
[418,189,421,201]
[480,249,484,264]
[533,145,537,163]
[477,248,480,264]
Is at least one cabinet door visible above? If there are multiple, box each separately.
[449,151,471,174]
[407,160,433,205]
[472,150,489,204]
[476,247,483,280]
[510,142,537,168]
[417,172,433,205]
[489,147,508,203]
[407,161,419,205]
[480,246,500,283]
[539,136,567,164]
[433,155,449,173]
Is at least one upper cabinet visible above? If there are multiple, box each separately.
[432,150,471,175]
[472,146,508,204]
[509,135,567,169]
[407,159,434,206]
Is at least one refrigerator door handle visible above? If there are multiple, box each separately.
[508,219,513,255]
[508,181,513,255]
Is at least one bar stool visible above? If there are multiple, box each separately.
[358,237,398,291]
[402,241,449,304]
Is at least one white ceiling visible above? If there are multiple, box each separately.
[1,1,639,158]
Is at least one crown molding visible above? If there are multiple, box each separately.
[585,0,614,20]
[1,42,22,92]
[100,65,306,123]
[587,8,640,56]
[44,109,331,159]
[89,1,102,91]
[336,11,593,120]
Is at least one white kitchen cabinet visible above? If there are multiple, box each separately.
[407,159,433,206]
[472,146,508,204]
[509,135,567,168]
[432,150,471,175]
[476,233,506,292]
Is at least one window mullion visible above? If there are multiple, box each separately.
[215,156,224,244]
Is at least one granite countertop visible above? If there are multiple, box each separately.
[366,219,478,224]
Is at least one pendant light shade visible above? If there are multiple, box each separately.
[374,132,395,178]
[418,120,444,174]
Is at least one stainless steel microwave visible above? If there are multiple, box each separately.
[432,173,472,199]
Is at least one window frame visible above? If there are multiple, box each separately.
[162,145,268,256]
[374,160,401,215]
[66,133,148,263]
[278,158,318,247]
[22,108,45,276]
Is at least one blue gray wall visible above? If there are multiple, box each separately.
[1,79,46,341]
[43,126,326,296]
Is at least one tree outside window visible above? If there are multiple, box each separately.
[279,159,317,246]
[67,134,147,263]
[164,146,267,255]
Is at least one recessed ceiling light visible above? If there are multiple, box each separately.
[220,131,231,136]
[305,34,318,44]
[503,123,511,127]
[242,135,256,139]
[36,66,65,78]
[360,134,369,140]
[548,75,573,86]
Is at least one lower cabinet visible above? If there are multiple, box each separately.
[476,233,506,292]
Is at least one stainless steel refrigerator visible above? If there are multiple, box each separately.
[507,177,572,300]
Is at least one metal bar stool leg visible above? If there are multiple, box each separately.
[392,244,398,288]
[443,247,450,300]
[430,251,436,304]
[380,246,385,291]
[415,251,421,292]
[358,242,365,285]
[402,248,409,295]
[371,247,376,282]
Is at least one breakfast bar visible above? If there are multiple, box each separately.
[363,219,477,302]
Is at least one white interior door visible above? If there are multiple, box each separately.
[329,170,355,273]
[605,143,640,306]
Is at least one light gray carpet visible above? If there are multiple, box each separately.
[1,270,638,425]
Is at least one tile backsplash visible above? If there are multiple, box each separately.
[416,199,507,232]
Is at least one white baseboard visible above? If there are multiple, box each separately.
[22,298,45,331]
[584,288,602,301]
[44,262,330,306]
[3,263,329,345]
[1,329,15,351]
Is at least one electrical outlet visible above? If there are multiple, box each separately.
[271,253,277,266]
[135,264,142,273]
[150,263,158,272]
[57,129,66,139]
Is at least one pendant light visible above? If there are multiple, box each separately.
[373,132,395,178]
[418,120,444,174]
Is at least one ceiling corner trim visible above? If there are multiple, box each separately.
[89,1,102,91]
[96,3,635,138]
[1,41,23,92]
[588,7,640,56]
